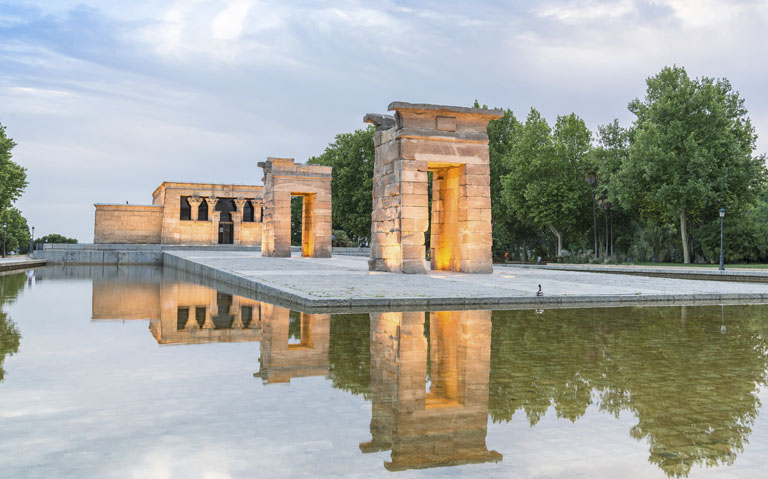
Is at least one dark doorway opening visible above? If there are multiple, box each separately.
[216,198,236,244]
[219,223,233,244]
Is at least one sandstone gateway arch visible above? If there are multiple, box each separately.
[365,102,503,274]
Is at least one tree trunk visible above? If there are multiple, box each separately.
[680,211,690,264]
[548,225,562,257]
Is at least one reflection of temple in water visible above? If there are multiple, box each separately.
[361,310,502,471]
[91,278,261,345]
[86,266,768,477]
[254,304,330,384]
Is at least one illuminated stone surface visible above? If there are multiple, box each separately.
[362,310,502,470]
[94,182,263,246]
[91,278,262,344]
[365,102,503,274]
[259,158,332,258]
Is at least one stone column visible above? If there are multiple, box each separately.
[211,211,221,245]
[457,163,492,273]
[251,199,263,222]
[187,197,203,221]
[231,210,243,244]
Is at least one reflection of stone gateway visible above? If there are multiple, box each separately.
[259,158,332,258]
[362,310,501,471]
[365,103,503,274]
[255,303,330,384]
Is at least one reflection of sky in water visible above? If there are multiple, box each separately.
[1,275,768,478]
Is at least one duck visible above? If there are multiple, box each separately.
[536,284,543,297]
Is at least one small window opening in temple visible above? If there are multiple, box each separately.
[241,305,253,328]
[198,198,209,221]
[180,197,191,220]
[176,307,190,330]
[243,200,255,222]
[195,306,207,328]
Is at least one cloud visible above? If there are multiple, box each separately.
[211,1,255,40]
[1,0,767,241]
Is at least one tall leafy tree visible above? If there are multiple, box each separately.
[0,123,27,212]
[501,109,592,256]
[616,66,766,263]
[483,105,530,257]
[0,208,30,253]
[309,126,375,243]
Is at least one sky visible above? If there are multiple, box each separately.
[1,0,767,242]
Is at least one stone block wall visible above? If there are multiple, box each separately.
[154,182,262,246]
[260,158,332,258]
[365,102,502,274]
[94,204,163,244]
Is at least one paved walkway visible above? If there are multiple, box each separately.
[0,256,46,273]
[164,251,768,309]
[516,263,768,282]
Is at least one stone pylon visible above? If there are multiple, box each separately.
[365,102,502,274]
[259,158,332,258]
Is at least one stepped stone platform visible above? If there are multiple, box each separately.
[163,250,768,310]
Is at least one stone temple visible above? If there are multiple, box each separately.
[259,157,332,258]
[365,102,503,274]
[94,182,263,246]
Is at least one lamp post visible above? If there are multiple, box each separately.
[2,222,6,258]
[29,226,35,255]
[719,208,725,271]
[585,173,598,259]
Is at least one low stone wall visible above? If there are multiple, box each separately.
[332,247,371,257]
[94,204,163,244]
[35,244,260,265]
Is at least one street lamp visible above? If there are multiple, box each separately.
[719,208,725,271]
[29,226,35,255]
[2,222,6,258]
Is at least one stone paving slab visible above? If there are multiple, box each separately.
[516,263,768,282]
[163,250,768,310]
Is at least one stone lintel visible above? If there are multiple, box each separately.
[364,113,396,131]
[270,172,332,181]
[396,128,489,144]
[94,204,163,210]
[388,102,503,119]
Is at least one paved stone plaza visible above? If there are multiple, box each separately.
[164,250,768,309]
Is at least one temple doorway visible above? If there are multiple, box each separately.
[215,198,236,244]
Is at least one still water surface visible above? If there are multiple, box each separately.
[1,267,768,478]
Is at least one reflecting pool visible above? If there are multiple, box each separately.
[1,266,768,478]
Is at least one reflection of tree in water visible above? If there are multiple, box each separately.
[1,273,25,382]
[327,314,371,399]
[489,306,768,477]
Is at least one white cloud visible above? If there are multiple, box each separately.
[211,0,254,40]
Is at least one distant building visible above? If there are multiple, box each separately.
[94,182,263,245]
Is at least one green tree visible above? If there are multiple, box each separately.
[616,66,766,263]
[0,123,27,212]
[483,105,545,259]
[0,208,30,254]
[501,109,592,256]
[1,273,24,382]
[309,126,375,243]
[34,233,78,247]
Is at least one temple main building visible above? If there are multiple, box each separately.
[94,182,263,246]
